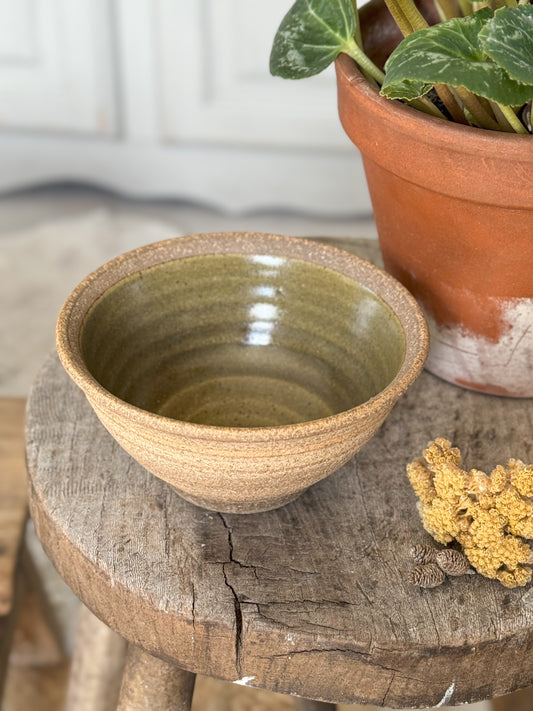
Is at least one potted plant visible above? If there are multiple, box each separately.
[270,0,533,397]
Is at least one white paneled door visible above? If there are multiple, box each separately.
[0,0,115,134]
[157,0,352,150]
[0,0,370,214]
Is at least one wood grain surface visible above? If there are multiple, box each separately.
[25,239,533,708]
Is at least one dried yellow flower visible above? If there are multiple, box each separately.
[497,566,532,588]
[418,497,459,544]
[509,460,533,497]
[468,469,492,498]
[406,459,436,505]
[407,439,533,588]
[490,465,509,494]
[494,487,533,537]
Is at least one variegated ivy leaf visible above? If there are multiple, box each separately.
[270,0,356,79]
[480,5,533,87]
[381,8,533,106]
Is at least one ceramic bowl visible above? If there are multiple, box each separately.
[56,232,429,513]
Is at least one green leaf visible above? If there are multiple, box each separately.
[379,77,433,100]
[381,9,533,105]
[270,0,356,79]
[480,5,533,86]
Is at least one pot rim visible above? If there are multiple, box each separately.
[56,231,429,442]
[336,54,533,208]
[336,53,532,158]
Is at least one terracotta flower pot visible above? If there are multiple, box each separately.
[335,22,533,397]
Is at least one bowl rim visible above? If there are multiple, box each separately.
[56,231,429,441]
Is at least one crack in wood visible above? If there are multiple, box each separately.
[258,647,366,659]
[252,598,355,607]
[253,604,359,635]
[191,582,196,633]
[161,489,171,558]
[381,671,396,707]
[218,513,244,678]
[255,648,428,686]
[425,599,442,648]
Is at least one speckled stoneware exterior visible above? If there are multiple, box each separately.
[56,233,429,513]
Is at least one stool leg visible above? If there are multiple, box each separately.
[65,604,127,711]
[0,563,22,700]
[492,686,533,711]
[116,645,196,711]
[10,543,64,666]
[294,700,337,711]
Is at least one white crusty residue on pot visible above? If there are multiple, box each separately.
[424,297,533,396]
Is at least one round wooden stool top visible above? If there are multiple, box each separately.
[25,246,533,709]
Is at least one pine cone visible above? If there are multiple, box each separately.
[410,544,438,565]
[435,549,472,576]
[408,563,446,588]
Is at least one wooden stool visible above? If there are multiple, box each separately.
[24,241,533,711]
[0,398,64,708]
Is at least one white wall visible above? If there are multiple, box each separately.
[0,0,370,214]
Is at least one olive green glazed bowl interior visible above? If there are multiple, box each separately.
[56,232,429,513]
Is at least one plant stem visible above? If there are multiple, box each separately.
[385,0,473,125]
[433,0,449,21]
[490,102,518,132]
[408,96,448,119]
[384,0,467,122]
[399,0,429,30]
[351,0,363,48]
[457,0,472,14]
[434,0,461,20]
[434,84,469,124]
[345,5,445,121]
[455,88,501,130]
[383,0,414,35]
[384,0,430,33]
[498,104,529,134]
[343,38,386,84]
